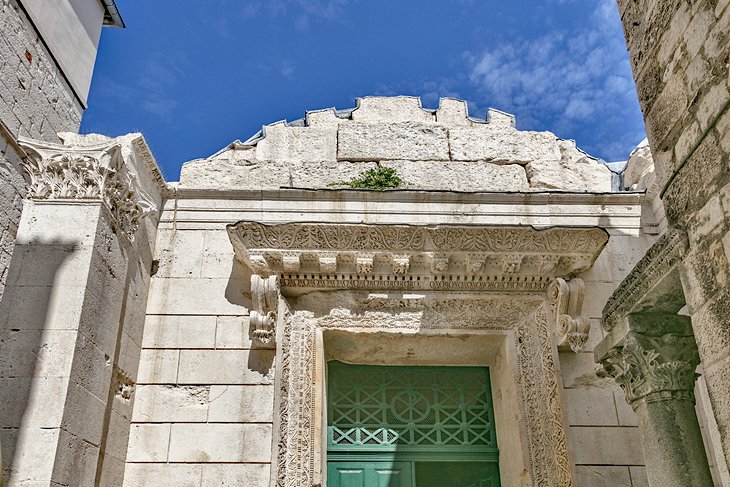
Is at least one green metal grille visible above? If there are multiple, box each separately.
[327,362,497,450]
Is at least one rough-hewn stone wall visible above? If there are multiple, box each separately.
[179,96,614,193]
[0,0,84,301]
[617,0,730,478]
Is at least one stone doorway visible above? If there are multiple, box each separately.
[325,361,500,487]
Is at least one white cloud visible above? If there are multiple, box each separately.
[239,0,353,29]
[464,0,645,160]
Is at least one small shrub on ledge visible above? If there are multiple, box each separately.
[332,166,404,190]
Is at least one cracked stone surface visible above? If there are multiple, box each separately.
[179,96,613,192]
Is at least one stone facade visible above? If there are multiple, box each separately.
[0,10,728,483]
[4,93,728,486]
[596,1,730,485]
[0,0,117,303]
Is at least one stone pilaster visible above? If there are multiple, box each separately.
[0,135,164,486]
[596,314,712,487]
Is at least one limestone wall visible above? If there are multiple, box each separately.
[568,233,656,486]
[618,0,730,479]
[125,187,649,486]
[179,96,613,193]
[0,133,164,486]
[125,226,272,486]
[0,0,85,302]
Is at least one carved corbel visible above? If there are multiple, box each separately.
[250,274,280,347]
[547,278,591,352]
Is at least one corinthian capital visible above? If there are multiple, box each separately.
[18,137,156,241]
[597,323,700,408]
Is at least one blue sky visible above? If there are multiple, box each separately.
[81,0,646,180]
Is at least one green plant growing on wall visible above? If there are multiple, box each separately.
[333,166,404,190]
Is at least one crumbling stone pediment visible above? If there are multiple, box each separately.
[180,96,614,193]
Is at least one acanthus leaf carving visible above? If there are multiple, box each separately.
[250,274,280,347]
[19,139,156,241]
[596,331,700,408]
[547,278,591,352]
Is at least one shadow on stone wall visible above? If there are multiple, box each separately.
[0,237,79,483]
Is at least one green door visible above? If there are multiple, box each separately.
[327,362,500,487]
[328,461,412,487]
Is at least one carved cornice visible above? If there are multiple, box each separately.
[228,222,609,293]
[250,275,280,347]
[602,229,688,331]
[596,331,700,408]
[18,138,155,241]
[547,278,590,353]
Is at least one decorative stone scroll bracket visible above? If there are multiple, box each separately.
[18,137,157,242]
[547,278,590,352]
[250,274,280,347]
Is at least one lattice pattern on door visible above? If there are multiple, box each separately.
[327,362,497,448]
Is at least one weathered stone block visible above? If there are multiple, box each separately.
[177,349,275,385]
[629,466,650,487]
[137,349,179,384]
[434,98,470,126]
[615,390,640,427]
[146,277,249,315]
[575,466,631,486]
[214,315,253,349]
[123,464,202,487]
[133,385,210,422]
[207,385,274,422]
[385,161,529,191]
[201,229,237,278]
[570,426,644,465]
[126,424,170,462]
[201,464,270,487]
[155,229,204,278]
[351,96,433,123]
[449,125,561,163]
[526,157,613,192]
[256,122,337,163]
[337,122,449,161]
[564,388,619,426]
[167,423,272,462]
[142,315,217,349]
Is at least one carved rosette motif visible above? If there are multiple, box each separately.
[596,332,700,408]
[547,278,591,352]
[19,140,155,241]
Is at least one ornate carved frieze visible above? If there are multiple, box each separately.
[596,330,700,408]
[18,138,156,241]
[547,278,591,352]
[273,298,575,487]
[250,275,280,347]
[312,294,544,329]
[602,229,688,331]
[228,221,608,293]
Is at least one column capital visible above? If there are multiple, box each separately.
[597,314,700,408]
[18,135,162,241]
